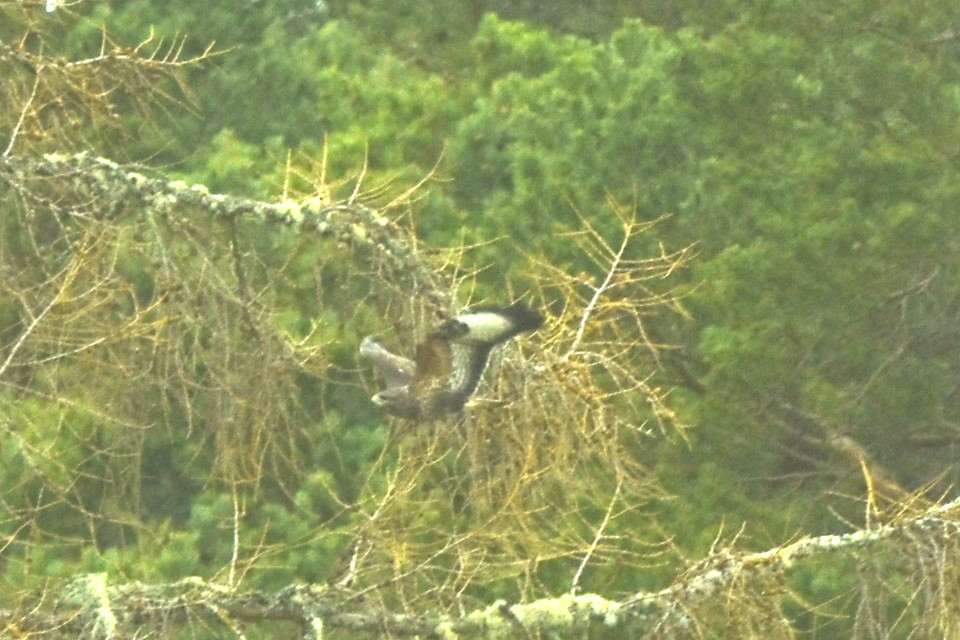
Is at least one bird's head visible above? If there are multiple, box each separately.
[371,387,421,419]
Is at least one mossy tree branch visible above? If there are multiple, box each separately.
[1,495,957,638]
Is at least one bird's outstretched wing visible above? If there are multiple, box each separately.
[437,302,544,344]
[359,336,415,390]
[447,341,495,402]
[432,302,542,406]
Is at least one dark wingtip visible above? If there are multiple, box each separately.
[502,301,544,333]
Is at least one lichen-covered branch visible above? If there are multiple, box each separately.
[3,496,957,638]
[0,151,453,313]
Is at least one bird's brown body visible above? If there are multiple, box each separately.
[360,303,543,420]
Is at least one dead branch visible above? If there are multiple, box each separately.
[1,495,956,638]
[0,151,454,313]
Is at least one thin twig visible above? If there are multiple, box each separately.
[0,279,64,380]
[4,63,43,157]
[571,480,622,594]
[229,489,242,590]
[565,221,633,360]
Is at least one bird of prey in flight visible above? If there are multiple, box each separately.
[360,303,544,420]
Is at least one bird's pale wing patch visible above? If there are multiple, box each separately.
[360,336,415,389]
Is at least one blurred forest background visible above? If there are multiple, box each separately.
[2,0,960,637]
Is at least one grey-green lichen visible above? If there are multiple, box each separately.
[435,619,458,640]
[463,593,621,638]
[3,152,454,312]
[57,573,118,639]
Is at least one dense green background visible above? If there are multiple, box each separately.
[4,0,960,634]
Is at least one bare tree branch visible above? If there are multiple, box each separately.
[1,495,957,638]
[0,151,455,313]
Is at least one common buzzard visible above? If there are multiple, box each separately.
[360,303,544,420]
